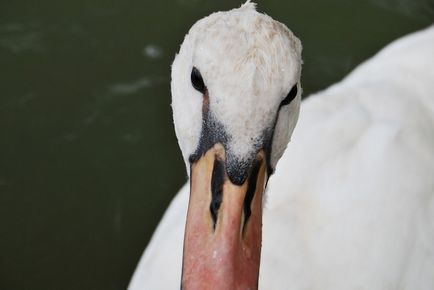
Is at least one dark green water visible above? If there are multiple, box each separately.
[0,0,432,289]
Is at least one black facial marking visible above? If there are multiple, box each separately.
[191,67,206,93]
[243,159,261,231]
[189,109,228,161]
[189,91,261,185]
[280,84,298,107]
[210,158,225,229]
[189,99,273,186]
[189,78,296,185]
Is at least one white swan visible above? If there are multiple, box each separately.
[129,2,434,290]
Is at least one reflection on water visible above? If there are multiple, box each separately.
[142,44,163,59]
[0,23,44,53]
[0,0,432,289]
[368,0,434,20]
[110,77,151,95]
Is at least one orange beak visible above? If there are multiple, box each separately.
[181,143,267,290]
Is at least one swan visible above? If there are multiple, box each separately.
[128,2,434,289]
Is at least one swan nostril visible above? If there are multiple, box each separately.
[243,159,261,233]
[210,158,225,230]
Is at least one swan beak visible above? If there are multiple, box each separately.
[181,143,266,290]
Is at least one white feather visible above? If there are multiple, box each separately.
[171,3,302,175]
[128,14,434,290]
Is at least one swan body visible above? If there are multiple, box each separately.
[128,6,434,290]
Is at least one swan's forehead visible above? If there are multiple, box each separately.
[191,7,301,157]
[192,8,301,95]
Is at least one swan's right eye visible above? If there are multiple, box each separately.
[280,84,298,106]
[191,67,206,93]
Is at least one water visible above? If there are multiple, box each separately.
[0,0,432,289]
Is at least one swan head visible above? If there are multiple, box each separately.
[171,1,302,289]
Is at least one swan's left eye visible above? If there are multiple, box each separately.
[191,67,206,93]
[280,84,298,106]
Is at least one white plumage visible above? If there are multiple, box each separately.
[171,1,302,175]
[128,9,434,290]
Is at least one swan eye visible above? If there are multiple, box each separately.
[281,84,298,106]
[191,67,206,93]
